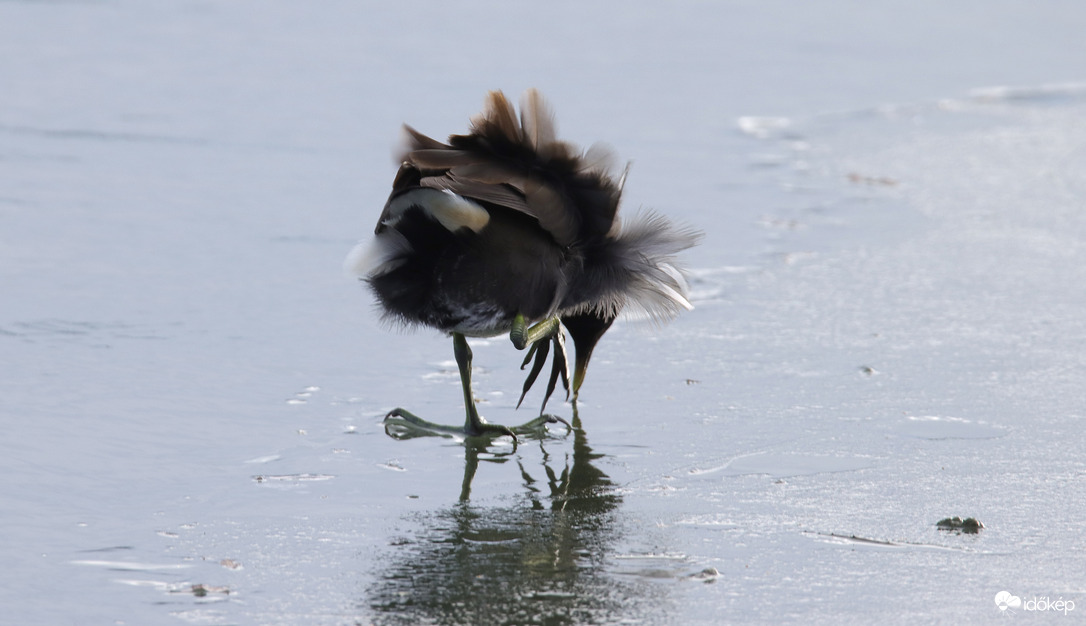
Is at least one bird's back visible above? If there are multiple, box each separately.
[355,90,699,335]
[384,89,624,248]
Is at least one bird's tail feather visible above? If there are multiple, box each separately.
[568,211,702,323]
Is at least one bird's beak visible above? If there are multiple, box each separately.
[572,353,591,396]
[562,312,616,398]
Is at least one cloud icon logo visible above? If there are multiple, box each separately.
[995,591,1022,612]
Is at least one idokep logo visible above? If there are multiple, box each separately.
[995,591,1076,616]
[995,591,1021,613]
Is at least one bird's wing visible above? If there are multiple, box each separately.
[391,90,623,247]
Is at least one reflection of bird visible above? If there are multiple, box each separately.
[347,89,700,440]
[367,418,635,622]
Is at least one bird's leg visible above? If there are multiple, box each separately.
[509,314,562,350]
[511,314,573,419]
[384,332,568,442]
[383,333,514,441]
[452,332,517,439]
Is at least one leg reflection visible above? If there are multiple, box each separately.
[368,411,668,623]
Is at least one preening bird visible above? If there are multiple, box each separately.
[347,89,700,441]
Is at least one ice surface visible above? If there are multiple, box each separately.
[2,1,1086,624]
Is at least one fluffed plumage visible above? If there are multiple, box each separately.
[355,89,699,334]
[349,89,699,433]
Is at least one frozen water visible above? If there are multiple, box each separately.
[2,1,1086,624]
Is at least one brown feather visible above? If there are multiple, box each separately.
[420,175,533,216]
[523,179,578,246]
[406,149,479,170]
[519,88,557,158]
[388,90,628,249]
[448,162,526,188]
[402,124,448,151]
[471,91,521,142]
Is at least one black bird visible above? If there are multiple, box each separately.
[347,89,700,440]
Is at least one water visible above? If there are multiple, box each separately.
[2,1,1086,624]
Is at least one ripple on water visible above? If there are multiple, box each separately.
[896,415,1007,440]
[690,453,875,478]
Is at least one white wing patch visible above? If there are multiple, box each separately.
[383,188,490,233]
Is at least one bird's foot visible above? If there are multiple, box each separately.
[383,408,570,443]
[510,413,572,436]
[383,408,511,440]
[516,323,571,414]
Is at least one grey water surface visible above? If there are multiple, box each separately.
[3,1,1086,624]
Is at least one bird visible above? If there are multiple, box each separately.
[346,89,700,441]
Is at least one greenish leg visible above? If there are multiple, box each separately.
[452,332,517,438]
[510,314,562,350]
[511,314,573,418]
[383,333,515,440]
[383,331,570,442]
